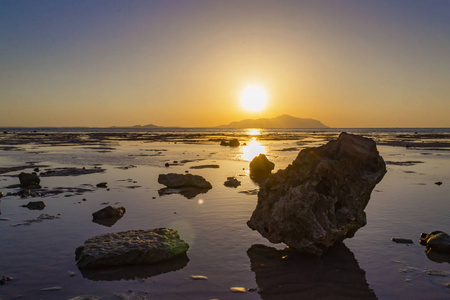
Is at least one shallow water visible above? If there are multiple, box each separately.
[0,131,449,299]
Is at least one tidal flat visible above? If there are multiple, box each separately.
[0,129,449,299]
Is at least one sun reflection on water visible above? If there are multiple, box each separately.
[242,137,266,162]
[246,128,262,136]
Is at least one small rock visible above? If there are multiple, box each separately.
[229,139,240,147]
[445,283,450,288]
[158,173,212,189]
[68,271,76,277]
[424,270,447,277]
[0,218,9,221]
[21,201,46,210]
[191,275,208,280]
[0,275,13,285]
[96,182,107,188]
[92,206,126,219]
[165,162,170,167]
[239,189,259,195]
[435,181,443,186]
[0,192,3,198]
[249,154,274,177]
[34,167,40,172]
[392,238,414,244]
[41,286,62,291]
[224,177,241,188]
[18,172,41,189]
[229,287,246,293]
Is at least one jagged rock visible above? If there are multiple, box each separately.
[75,228,189,269]
[420,231,450,254]
[249,154,274,177]
[224,177,241,188]
[247,133,386,255]
[92,206,125,227]
[158,173,212,189]
[21,201,46,210]
[18,172,41,188]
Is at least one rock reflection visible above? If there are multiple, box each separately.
[425,251,450,264]
[92,216,122,227]
[79,254,189,281]
[247,243,377,300]
[158,187,210,199]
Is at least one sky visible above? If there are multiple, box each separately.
[1,0,449,128]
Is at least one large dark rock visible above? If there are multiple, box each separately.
[18,172,41,189]
[75,228,189,269]
[420,231,450,254]
[249,154,274,178]
[247,133,386,255]
[158,173,212,189]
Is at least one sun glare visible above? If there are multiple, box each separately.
[240,85,268,113]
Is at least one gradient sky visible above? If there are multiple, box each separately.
[1,0,449,127]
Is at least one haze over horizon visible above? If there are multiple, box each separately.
[1,1,450,128]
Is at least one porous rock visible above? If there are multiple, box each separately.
[75,228,189,269]
[158,173,212,189]
[18,172,41,188]
[247,132,386,255]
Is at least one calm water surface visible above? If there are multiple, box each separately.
[0,129,449,299]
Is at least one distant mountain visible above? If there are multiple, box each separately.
[217,114,328,129]
[131,124,160,128]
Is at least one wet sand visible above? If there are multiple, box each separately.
[0,129,449,299]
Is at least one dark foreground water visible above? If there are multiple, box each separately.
[0,128,449,299]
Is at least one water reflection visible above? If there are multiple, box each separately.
[79,254,189,281]
[242,138,266,162]
[247,128,262,136]
[247,243,377,299]
[158,187,210,199]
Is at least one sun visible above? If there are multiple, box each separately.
[240,84,268,113]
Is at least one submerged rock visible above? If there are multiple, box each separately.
[18,172,41,189]
[249,154,274,178]
[158,173,212,189]
[75,228,189,269]
[247,133,386,255]
[420,231,450,254]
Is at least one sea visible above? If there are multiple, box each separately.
[0,127,449,299]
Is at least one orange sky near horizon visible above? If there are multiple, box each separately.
[1,1,449,128]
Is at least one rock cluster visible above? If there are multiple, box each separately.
[247,133,386,255]
[220,139,240,147]
[75,228,189,269]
